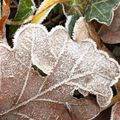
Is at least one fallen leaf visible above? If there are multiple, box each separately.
[73,17,102,48]
[0,17,6,39]
[0,22,119,119]
[111,102,120,120]
[99,6,120,44]
[2,0,10,17]
[0,0,10,40]
[72,17,114,57]
[0,24,100,120]
[31,0,67,23]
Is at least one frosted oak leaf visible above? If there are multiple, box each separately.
[30,24,119,107]
[0,25,100,120]
[0,22,119,119]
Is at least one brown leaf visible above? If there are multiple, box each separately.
[0,17,6,40]
[73,17,114,57]
[73,17,102,48]
[111,102,120,120]
[0,25,100,120]
[99,6,120,44]
[0,0,10,40]
[2,0,10,17]
[0,21,119,119]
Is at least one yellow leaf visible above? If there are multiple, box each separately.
[31,0,67,23]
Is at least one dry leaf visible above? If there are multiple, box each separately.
[73,17,101,48]
[0,0,10,40]
[111,102,120,120]
[73,17,114,57]
[99,6,120,44]
[0,25,100,120]
[2,0,10,17]
[0,23,120,119]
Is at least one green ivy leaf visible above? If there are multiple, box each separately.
[14,0,35,21]
[85,0,120,25]
[9,0,36,37]
[66,14,80,37]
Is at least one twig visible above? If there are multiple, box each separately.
[6,19,23,25]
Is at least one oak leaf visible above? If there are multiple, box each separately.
[73,17,101,47]
[0,21,120,119]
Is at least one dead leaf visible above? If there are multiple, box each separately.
[2,0,10,17]
[111,102,120,120]
[73,17,102,48]
[99,6,120,44]
[0,22,119,119]
[0,0,10,40]
[0,17,6,40]
[0,24,100,120]
[73,17,114,57]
